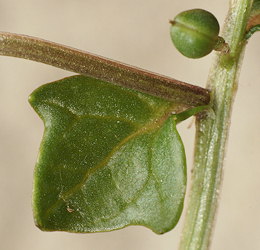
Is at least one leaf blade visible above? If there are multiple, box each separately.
[30,75,187,234]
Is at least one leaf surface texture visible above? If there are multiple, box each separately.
[30,75,187,234]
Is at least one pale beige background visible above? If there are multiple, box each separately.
[0,0,259,250]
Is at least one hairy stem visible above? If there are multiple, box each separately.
[0,32,209,109]
[179,0,253,249]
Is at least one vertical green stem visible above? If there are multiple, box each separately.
[179,1,253,249]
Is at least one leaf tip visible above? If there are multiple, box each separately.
[28,93,36,106]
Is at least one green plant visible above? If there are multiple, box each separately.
[0,0,259,249]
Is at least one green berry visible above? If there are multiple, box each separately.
[170,9,220,58]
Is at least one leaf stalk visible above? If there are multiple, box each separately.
[0,32,209,110]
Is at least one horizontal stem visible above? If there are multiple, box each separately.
[0,32,209,109]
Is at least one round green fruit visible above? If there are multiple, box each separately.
[170,9,220,59]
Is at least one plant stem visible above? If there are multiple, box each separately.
[0,32,209,109]
[179,1,253,249]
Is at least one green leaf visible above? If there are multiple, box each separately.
[29,75,187,234]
